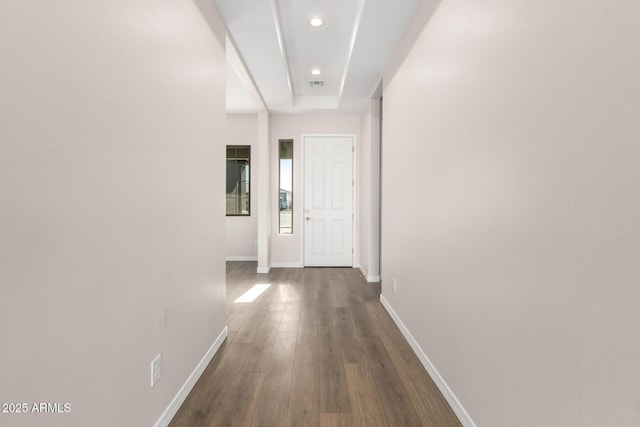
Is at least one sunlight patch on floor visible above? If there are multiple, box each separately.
[234,284,271,303]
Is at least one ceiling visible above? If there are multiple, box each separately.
[215,0,423,114]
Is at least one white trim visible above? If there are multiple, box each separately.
[359,265,368,278]
[225,256,258,262]
[379,296,476,427]
[225,36,266,111]
[352,137,357,268]
[337,0,366,102]
[271,262,304,268]
[268,0,294,105]
[256,110,271,277]
[298,133,305,266]
[257,266,271,274]
[154,327,228,427]
[358,266,380,283]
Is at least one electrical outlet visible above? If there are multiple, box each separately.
[151,354,162,388]
[393,278,397,293]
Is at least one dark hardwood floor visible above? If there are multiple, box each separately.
[169,262,461,426]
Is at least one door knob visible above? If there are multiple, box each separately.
[306,217,311,221]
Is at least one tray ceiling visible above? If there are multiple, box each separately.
[216,0,422,113]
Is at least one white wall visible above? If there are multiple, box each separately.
[270,114,360,267]
[225,114,258,260]
[381,1,640,426]
[358,100,381,282]
[0,1,227,426]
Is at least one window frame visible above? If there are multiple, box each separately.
[278,139,293,234]
[226,145,251,217]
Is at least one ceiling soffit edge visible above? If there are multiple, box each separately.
[268,0,294,109]
[226,35,267,111]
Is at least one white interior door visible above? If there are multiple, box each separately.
[304,135,353,267]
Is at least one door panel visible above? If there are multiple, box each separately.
[304,136,353,267]
[332,162,345,209]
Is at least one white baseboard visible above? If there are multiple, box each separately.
[359,265,368,278]
[380,296,476,427]
[256,266,270,274]
[225,256,258,261]
[358,266,380,283]
[154,326,228,427]
[271,262,304,268]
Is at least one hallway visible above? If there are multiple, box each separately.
[170,263,461,426]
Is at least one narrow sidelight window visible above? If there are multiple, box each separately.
[226,145,250,216]
[279,140,293,234]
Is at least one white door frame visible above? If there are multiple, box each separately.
[301,133,357,267]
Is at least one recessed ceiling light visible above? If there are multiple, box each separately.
[311,68,321,76]
[309,17,324,27]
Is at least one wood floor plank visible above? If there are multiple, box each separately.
[344,363,388,426]
[329,279,349,308]
[277,282,302,303]
[268,295,287,312]
[207,371,264,427]
[233,310,268,344]
[297,297,319,346]
[374,308,415,354]
[242,310,283,373]
[169,342,248,427]
[318,326,351,413]
[315,274,336,328]
[227,315,246,334]
[347,295,378,338]
[252,330,297,426]
[279,301,302,332]
[334,307,365,364]
[319,413,354,427]
[288,345,320,427]
[389,349,462,427]
[362,336,423,426]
